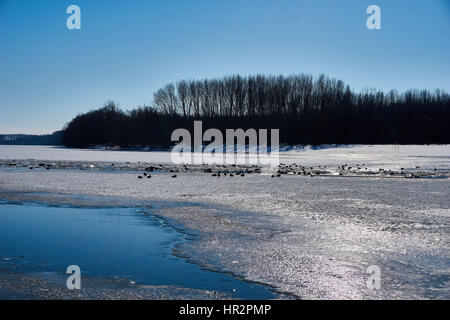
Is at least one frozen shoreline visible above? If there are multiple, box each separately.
[0,145,449,299]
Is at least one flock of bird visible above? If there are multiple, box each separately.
[132,162,441,180]
[0,160,443,180]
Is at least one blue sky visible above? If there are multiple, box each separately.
[0,0,449,134]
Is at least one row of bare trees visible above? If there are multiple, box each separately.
[153,74,449,118]
[62,74,450,147]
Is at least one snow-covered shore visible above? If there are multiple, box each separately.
[1,144,449,170]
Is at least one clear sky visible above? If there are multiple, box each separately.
[0,0,449,134]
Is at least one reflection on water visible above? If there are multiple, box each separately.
[0,201,276,299]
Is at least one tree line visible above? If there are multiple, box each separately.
[62,74,450,148]
[0,131,63,145]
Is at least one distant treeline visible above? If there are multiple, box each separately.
[0,131,63,145]
[62,74,450,148]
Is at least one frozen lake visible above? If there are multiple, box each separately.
[0,145,449,299]
[1,144,449,170]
